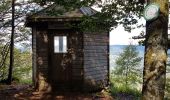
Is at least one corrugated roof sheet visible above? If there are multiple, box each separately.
[80,7,97,16]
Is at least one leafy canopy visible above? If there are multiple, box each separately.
[31,0,144,31]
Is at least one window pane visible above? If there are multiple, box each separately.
[63,36,67,52]
[59,37,63,52]
[54,36,59,53]
[54,36,67,53]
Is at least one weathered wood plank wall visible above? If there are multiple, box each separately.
[36,27,51,92]
[68,31,84,88]
[83,32,109,91]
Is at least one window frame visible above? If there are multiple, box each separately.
[54,36,67,53]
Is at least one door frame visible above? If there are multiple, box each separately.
[48,29,73,86]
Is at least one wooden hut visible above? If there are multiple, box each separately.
[26,4,109,92]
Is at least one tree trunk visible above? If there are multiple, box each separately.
[125,65,128,88]
[142,0,168,100]
[7,0,15,85]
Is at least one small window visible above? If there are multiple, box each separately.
[54,36,67,53]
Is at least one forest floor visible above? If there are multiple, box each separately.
[0,85,114,100]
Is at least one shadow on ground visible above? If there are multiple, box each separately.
[0,85,113,100]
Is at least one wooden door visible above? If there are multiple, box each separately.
[48,31,72,87]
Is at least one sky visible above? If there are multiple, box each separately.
[110,26,145,45]
[92,2,146,45]
[109,2,170,45]
[110,19,145,45]
[110,17,170,45]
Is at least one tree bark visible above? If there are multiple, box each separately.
[142,0,168,100]
[7,0,15,85]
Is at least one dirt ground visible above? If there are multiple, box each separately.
[0,85,113,100]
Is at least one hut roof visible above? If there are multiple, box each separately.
[26,4,97,26]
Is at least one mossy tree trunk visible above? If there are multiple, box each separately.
[142,0,169,100]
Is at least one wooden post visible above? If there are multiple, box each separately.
[142,0,168,99]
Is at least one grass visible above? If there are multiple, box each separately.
[110,78,141,100]
[19,79,32,84]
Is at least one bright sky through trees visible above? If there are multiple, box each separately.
[110,18,145,45]
[110,26,145,45]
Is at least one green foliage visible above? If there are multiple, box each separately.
[0,0,39,45]
[13,49,32,83]
[0,45,32,84]
[31,0,144,32]
[110,44,143,99]
[112,44,142,87]
[31,0,99,8]
[18,78,32,85]
[165,77,170,99]
[0,0,11,12]
[0,44,10,80]
[110,80,141,99]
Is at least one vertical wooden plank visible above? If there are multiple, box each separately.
[32,26,37,88]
